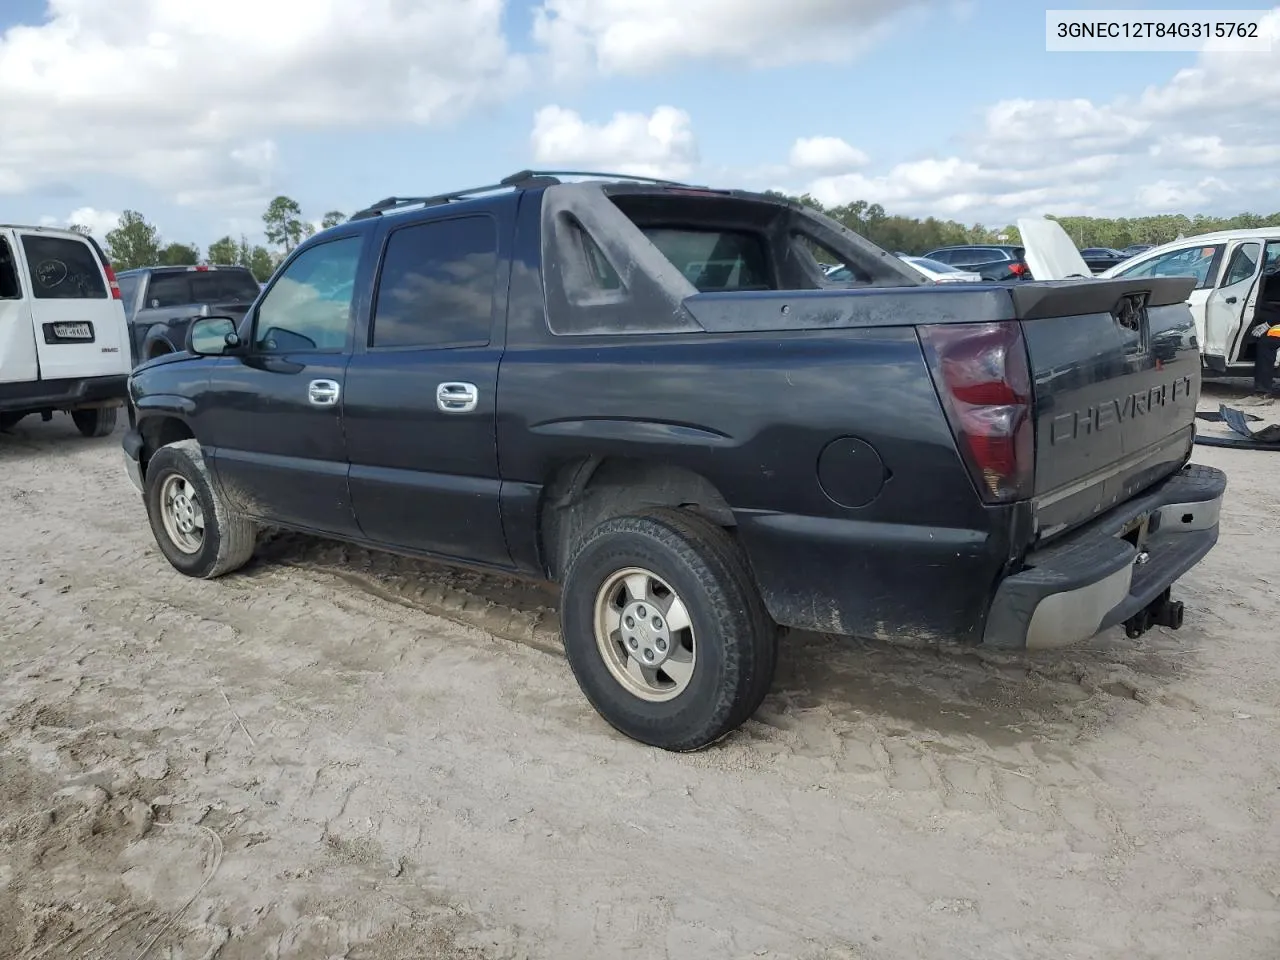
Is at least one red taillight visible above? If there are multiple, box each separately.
[103,261,122,300]
[1008,262,1027,277]
[919,321,1034,503]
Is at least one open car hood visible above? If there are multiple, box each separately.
[1017,217,1093,281]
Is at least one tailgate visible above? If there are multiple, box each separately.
[1012,277,1200,540]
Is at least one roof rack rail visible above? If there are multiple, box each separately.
[499,169,694,187]
[348,169,699,221]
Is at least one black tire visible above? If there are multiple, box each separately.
[71,406,118,438]
[147,341,173,361]
[0,412,25,432]
[144,439,258,579]
[561,507,777,751]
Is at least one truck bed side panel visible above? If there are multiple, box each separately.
[495,328,1018,642]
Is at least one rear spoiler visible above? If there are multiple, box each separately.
[1008,276,1196,322]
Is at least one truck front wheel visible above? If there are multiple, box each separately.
[144,439,258,579]
[71,406,118,438]
[560,507,777,751]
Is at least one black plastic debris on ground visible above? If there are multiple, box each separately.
[1194,404,1280,450]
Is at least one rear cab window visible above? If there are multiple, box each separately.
[19,234,107,299]
[144,269,261,308]
[539,184,924,336]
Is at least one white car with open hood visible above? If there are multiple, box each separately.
[1018,217,1279,376]
[0,225,132,436]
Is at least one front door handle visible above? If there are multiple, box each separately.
[1225,296,1238,304]
[308,379,341,407]
[437,381,478,413]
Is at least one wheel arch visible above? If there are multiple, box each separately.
[142,328,178,360]
[537,456,735,581]
[137,412,196,475]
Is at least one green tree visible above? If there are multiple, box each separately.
[158,241,201,266]
[320,210,346,229]
[247,245,276,283]
[105,210,161,270]
[263,195,305,254]
[207,235,239,265]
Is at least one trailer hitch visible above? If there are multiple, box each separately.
[1123,588,1185,639]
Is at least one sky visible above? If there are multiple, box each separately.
[1,0,1279,250]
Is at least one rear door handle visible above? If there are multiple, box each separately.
[1225,296,1238,304]
[437,381,478,413]
[308,379,341,407]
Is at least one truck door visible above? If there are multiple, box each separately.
[342,209,512,567]
[203,234,365,537]
[1206,240,1261,364]
[0,230,37,384]
[14,230,130,382]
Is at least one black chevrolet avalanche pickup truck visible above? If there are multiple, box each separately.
[122,171,1227,751]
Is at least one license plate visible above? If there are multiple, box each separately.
[52,322,93,340]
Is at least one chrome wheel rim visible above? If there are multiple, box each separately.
[159,474,205,555]
[592,567,696,702]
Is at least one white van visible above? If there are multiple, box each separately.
[0,225,132,436]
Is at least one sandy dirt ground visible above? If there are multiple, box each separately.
[1,381,1278,960]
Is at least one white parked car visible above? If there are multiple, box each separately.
[825,257,982,284]
[1097,229,1280,376]
[899,255,983,283]
[0,225,132,435]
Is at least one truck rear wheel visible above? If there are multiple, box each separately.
[0,412,24,432]
[71,406,118,438]
[144,439,258,579]
[560,507,777,751]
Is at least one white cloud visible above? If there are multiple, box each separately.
[1135,177,1234,211]
[0,0,525,200]
[530,105,699,179]
[789,7,1280,223]
[788,137,869,174]
[35,207,122,239]
[1148,135,1280,171]
[532,0,933,76]
[979,98,1151,159]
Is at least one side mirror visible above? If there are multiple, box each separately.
[186,315,243,356]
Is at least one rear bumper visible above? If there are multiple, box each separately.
[0,375,129,414]
[982,463,1227,650]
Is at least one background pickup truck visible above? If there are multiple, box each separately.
[122,171,1227,752]
[116,264,262,365]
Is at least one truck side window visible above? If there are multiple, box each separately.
[0,238,20,299]
[1220,243,1260,287]
[371,216,496,349]
[254,237,362,353]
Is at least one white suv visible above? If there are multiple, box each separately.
[0,225,132,436]
[1098,228,1280,376]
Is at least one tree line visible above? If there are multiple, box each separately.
[91,197,347,279]
[774,193,1280,254]
[87,190,1280,278]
